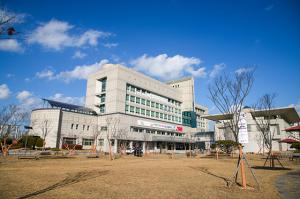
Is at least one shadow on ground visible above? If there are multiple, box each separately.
[189,166,232,187]
[252,166,292,171]
[18,170,109,199]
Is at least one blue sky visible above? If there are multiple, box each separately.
[0,0,299,114]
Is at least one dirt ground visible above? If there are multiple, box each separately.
[0,154,299,199]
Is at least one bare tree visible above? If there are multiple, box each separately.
[208,69,254,143]
[0,105,28,156]
[115,128,129,156]
[0,8,24,40]
[105,117,121,160]
[31,119,53,150]
[252,93,280,167]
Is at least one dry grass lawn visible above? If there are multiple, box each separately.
[0,154,299,199]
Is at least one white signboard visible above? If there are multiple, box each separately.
[238,112,248,144]
[137,120,183,132]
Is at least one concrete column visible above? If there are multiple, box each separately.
[142,141,146,153]
[114,139,118,153]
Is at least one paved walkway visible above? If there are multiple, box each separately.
[276,170,300,199]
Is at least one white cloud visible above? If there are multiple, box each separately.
[0,39,23,52]
[24,78,31,82]
[16,90,42,110]
[49,93,84,105]
[209,63,225,78]
[265,4,274,11]
[6,73,14,78]
[0,84,10,99]
[56,59,109,82]
[36,69,55,79]
[72,51,87,59]
[27,19,110,51]
[235,67,254,75]
[186,66,207,78]
[131,54,204,80]
[17,90,32,101]
[36,59,109,82]
[103,43,118,48]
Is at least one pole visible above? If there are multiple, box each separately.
[239,145,247,189]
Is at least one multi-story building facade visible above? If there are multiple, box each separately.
[203,107,300,153]
[30,64,211,152]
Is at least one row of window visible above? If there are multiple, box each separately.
[126,94,181,115]
[70,123,90,131]
[126,84,181,107]
[125,105,182,123]
[63,137,105,146]
[197,122,206,128]
[131,127,184,137]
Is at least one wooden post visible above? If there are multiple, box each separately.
[239,145,247,189]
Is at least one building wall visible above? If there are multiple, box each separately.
[30,109,98,149]
[167,77,195,112]
[86,64,183,115]
[214,108,294,153]
[31,64,212,152]
[195,104,209,132]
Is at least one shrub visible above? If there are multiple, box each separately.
[35,138,44,148]
[51,148,61,151]
[290,143,300,150]
[214,140,239,154]
[19,135,44,149]
[62,144,83,150]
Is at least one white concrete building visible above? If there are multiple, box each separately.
[30,64,211,153]
[203,107,300,153]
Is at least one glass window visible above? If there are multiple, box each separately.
[146,100,150,106]
[156,103,159,109]
[126,94,129,101]
[136,88,141,93]
[63,137,76,145]
[130,86,135,92]
[127,85,130,91]
[130,106,134,113]
[101,126,107,131]
[160,104,163,110]
[130,96,135,102]
[83,125,85,130]
[87,126,90,131]
[160,113,163,119]
[146,110,150,116]
[98,139,104,146]
[141,98,145,105]
[99,104,105,113]
[71,123,74,129]
[136,107,140,114]
[136,97,140,104]
[151,111,155,117]
[100,94,105,103]
[151,101,155,107]
[164,114,167,119]
[156,112,159,118]
[82,139,94,146]
[125,105,129,112]
[141,109,145,115]
[76,124,78,129]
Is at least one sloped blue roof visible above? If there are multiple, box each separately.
[42,99,97,115]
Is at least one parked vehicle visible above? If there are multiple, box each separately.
[126,147,134,155]
[133,147,143,157]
